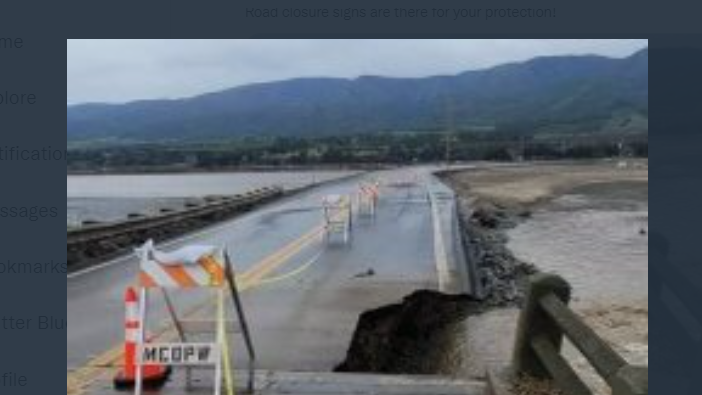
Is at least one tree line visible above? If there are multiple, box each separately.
[67,132,648,172]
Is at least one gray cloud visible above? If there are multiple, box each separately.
[67,39,648,105]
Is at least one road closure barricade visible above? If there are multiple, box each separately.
[116,240,257,395]
[322,194,353,245]
[356,182,380,220]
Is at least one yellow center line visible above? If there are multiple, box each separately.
[239,226,324,290]
[67,220,327,395]
[67,296,215,395]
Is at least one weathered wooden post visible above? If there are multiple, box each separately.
[513,273,572,378]
[511,273,647,395]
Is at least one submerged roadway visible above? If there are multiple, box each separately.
[67,168,471,394]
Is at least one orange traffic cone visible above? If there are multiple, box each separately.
[114,287,171,391]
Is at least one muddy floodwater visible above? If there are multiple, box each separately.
[67,171,356,226]
[508,181,649,384]
[508,182,648,306]
[447,165,649,391]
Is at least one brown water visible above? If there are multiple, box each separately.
[507,184,648,306]
[507,182,649,389]
[458,182,648,390]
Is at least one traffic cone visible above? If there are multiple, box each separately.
[114,287,171,391]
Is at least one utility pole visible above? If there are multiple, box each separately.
[445,96,454,169]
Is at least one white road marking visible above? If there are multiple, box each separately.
[429,189,451,293]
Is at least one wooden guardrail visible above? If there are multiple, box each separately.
[67,187,283,270]
[513,274,648,395]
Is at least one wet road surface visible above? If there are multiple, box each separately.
[68,169,468,392]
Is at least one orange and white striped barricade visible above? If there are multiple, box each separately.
[130,240,256,395]
[322,194,353,245]
[356,183,379,219]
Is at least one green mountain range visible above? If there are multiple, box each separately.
[67,48,648,143]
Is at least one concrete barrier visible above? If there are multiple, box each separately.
[67,187,284,271]
[513,273,648,395]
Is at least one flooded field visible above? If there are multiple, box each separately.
[508,181,649,306]
[507,180,649,385]
[67,171,356,226]
[445,162,649,389]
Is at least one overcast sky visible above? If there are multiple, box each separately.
[67,39,648,105]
